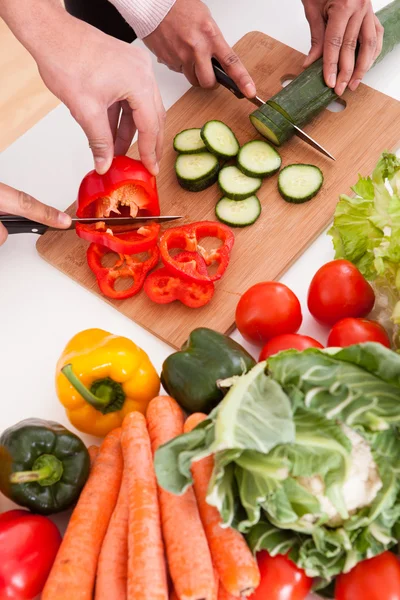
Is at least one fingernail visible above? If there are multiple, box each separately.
[328,74,336,88]
[336,82,346,96]
[59,212,71,227]
[94,157,107,175]
[244,82,256,98]
[153,163,159,176]
[349,79,361,92]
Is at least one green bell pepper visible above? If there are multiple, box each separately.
[0,418,90,515]
[161,328,256,413]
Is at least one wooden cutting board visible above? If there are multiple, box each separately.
[37,31,400,349]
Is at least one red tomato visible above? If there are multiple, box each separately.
[236,283,302,344]
[249,551,312,600]
[327,318,391,348]
[307,260,375,326]
[259,333,324,360]
[335,552,400,600]
[0,509,61,600]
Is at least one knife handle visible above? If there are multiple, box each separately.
[211,58,245,99]
[0,216,47,235]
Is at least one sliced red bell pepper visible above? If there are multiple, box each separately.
[87,242,160,300]
[77,221,160,254]
[144,252,215,308]
[77,156,160,219]
[159,221,234,283]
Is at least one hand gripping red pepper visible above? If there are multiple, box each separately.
[159,221,235,283]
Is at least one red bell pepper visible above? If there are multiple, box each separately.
[144,251,215,308]
[0,509,61,600]
[159,221,235,283]
[77,221,160,255]
[87,242,160,299]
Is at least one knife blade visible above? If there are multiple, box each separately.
[0,215,182,235]
[211,58,335,161]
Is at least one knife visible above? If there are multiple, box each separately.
[211,58,335,161]
[0,215,182,235]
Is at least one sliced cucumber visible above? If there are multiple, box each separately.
[216,195,261,227]
[173,128,206,154]
[175,152,219,192]
[237,140,282,178]
[218,165,262,200]
[278,164,323,203]
[201,120,240,159]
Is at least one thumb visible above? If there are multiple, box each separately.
[77,106,115,175]
[303,12,325,68]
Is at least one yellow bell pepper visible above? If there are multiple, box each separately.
[56,328,160,437]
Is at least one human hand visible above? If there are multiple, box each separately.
[302,0,384,95]
[143,0,256,97]
[0,182,71,247]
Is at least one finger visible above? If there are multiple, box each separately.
[128,89,160,176]
[0,223,8,247]
[323,7,351,89]
[335,11,365,95]
[348,10,378,92]
[214,38,256,98]
[0,182,71,228]
[154,86,166,165]
[115,101,137,156]
[372,15,384,62]
[74,102,115,175]
[108,103,122,142]
[303,7,326,67]
[183,61,200,87]
[193,49,217,89]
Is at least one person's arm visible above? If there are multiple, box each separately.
[0,183,71,247]
[302,0,384,95]
[0,0,165,175]
[109,0,176,39]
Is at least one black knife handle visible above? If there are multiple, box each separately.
[211,58,245,99]
[0,216,48,235]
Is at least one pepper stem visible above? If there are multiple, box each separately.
[11,454,64,487]
[61,364,126,415]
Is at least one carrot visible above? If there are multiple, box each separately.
[95,471,129,599]
[147,396,216,600]
[217,584,238,600]
[88,445,99,467]
[122,411,168,600]
[42,428,123,600]
[184,414,260,597]
[170,592,179,600]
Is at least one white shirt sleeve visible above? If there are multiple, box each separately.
[108,0,176,39]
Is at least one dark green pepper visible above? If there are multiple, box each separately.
[0,418,90,515]
[161,328,256,413]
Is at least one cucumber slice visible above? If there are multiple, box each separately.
[215,195,261,227]
[237,140,282,178]
[218,165,262,200]
[175,152,219,192]
[173,128,206,154]
[201,120,240,159]
[278,164,323,203]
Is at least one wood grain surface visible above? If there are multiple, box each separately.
[37,32,400,349]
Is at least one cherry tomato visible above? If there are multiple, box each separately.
[335,551,400,600]
[327,318,391,348]
[249,551,312,600]
[307,260,375,326]
[259,333,324,360]
[236,282,302,344]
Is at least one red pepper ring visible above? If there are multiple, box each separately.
[76,221,160,255]
[159,221,235,283]
[144,252,214,308]
[87,243,160,300]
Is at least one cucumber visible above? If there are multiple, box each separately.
[201,120,240,159]
[173,128,206,154]
[218,165,262,200]
[237,140,281,178]
[278,164,323,203]
[215,195,261,227]
[175,152,219,192]
[250,0,400,146]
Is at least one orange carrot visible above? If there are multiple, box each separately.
[122,411,168,600]
[147,396,216,600]
[42,428,123,600]
[88,445,99,467]
[95,472,129,599]
[170,592,179,600]
[184,414,260,597]
[217,583,238,600]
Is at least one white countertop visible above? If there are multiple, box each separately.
[0,1,399,593]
